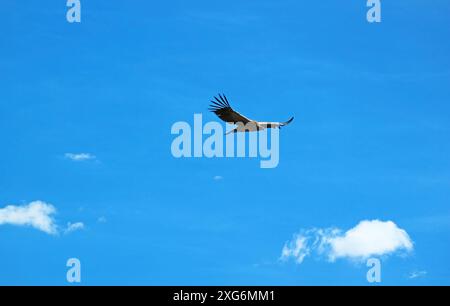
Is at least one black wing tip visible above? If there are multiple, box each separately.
[219,93,230,107]
[209,93,231,110]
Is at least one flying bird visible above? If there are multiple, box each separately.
[209,94,294,134]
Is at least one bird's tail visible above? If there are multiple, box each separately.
[225,128,237,135]
[280,117,294,127]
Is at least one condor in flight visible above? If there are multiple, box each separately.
[209,94,294,134]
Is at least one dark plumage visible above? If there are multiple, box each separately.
[208,94,251,124]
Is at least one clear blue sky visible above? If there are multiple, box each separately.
[0,1,449,285]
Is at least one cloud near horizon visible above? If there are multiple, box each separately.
[0,201,85,235]
[281,220,413,264]
[65,153,96,161]
[408,270,427,279]
[0,201,58,234]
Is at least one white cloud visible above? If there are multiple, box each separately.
[281,220,413,264]
[328,220,413,261]
[213,175,223,181]
[281,236,310,264]
[65,153,96,161]
[408,270,427,279]
[64,222,85,234]
[97,216,107,223]
[0,201,58,235]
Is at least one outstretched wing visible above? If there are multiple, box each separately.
[258,117,294,129]
[208,94,252,124]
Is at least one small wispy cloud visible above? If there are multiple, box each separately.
[0,201,58,235]
[64,153,96,162]
[280,235,310,264]
[281,220,413,265]
[64,222,85,234]
[213,175,223,181]
[408,270,427,279]
[97,216,107,223]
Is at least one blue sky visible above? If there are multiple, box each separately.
[0,0,449,285]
